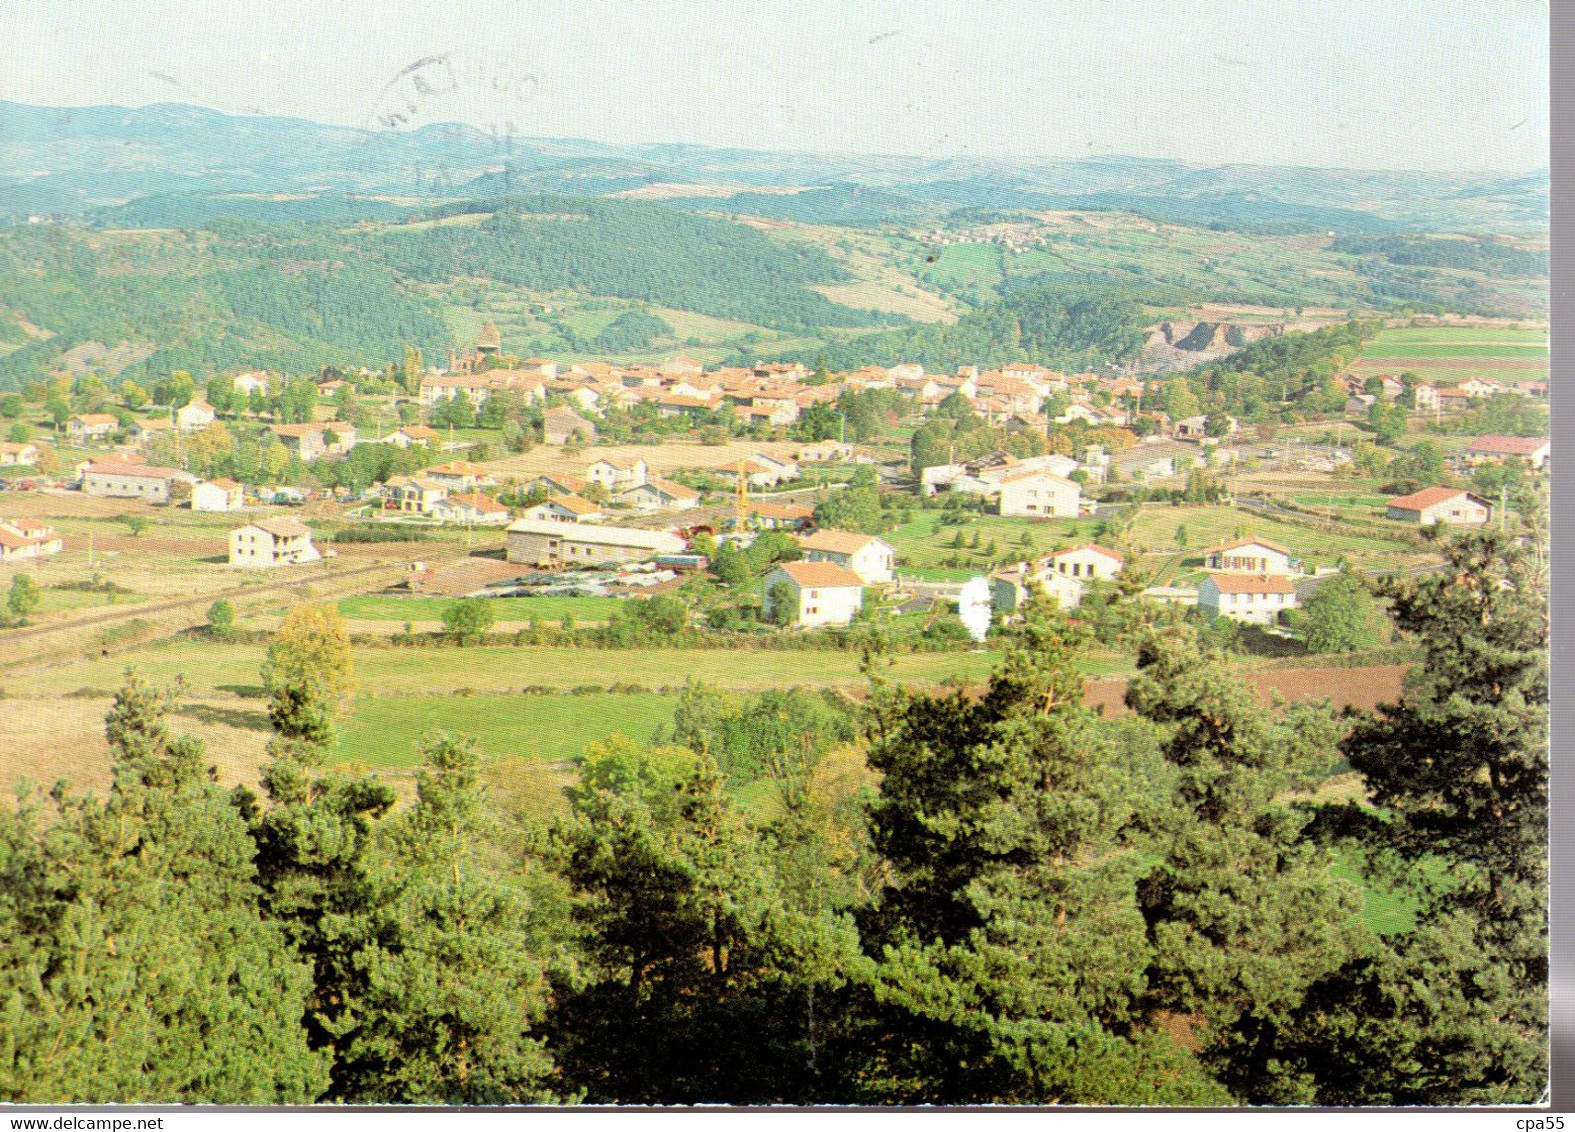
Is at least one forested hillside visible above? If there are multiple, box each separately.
[376,196,896,333]
[779,284,1149,373]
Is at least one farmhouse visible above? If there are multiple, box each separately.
[1198,573,1298,625]
[505,519,685,567]
[380,425,438,449]
[762,561,865,628]
[1044,545,1124,581]
[430,492,512,525]
[1386,487,1492,527]
[620,478,701,512]
[1202,538,1297,576]
[127,418,177,445]
[587,456,649,493]
[995,468,1081,518]
[79,459,194,503]
[0,519,63,560]
[191,478,244,512]
[229,517,320,568]
[0,442,41,467]
[232,372,272,397]
[799,530,896,585]
[175,399,216,432]
[271,423,356,462]
[1465,435,1549,470]
[521,494,605,523]
[66,414,120,443]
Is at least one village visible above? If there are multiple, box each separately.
[0,318,1549,646]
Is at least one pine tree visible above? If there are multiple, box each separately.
[0,674,328,1103]
[1238,531,1549,1104]
[1123,625,1363,1102]
[334,733,559,1103]
[544,741,849,1103]
[836,595,1227,1104]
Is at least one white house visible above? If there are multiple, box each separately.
[521,494,605,523]
[1386,487,1492,527]
[1202,538,1297,576]
[619,478,701,513]
[191,478,244,512]
[66,414,119,443]
[1198,573,1298,625]
[385,475,448,515]
[0,519,63,561]
[995,469,1081,518]
[429,492,512,525]
[587,457,649,492]
[0,442,41,467]
[506,519,684,566]
[1043,544,1124,582]
[991,561,1086,614]
[380,425,439,449]
[422,461,493,492]
[176,399,216,432]
[229,517,320,568]
[232,372,272,397]
[1464,435,1549,470]
[798,530,896,585]
[763,560,865,628]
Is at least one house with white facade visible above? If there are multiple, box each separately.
[191,478,244,512]
[586,457,649,493]
[1202,538,1298,576]
[0,519,63,561]
[229,517,320,568]
[429,492,512,525]
[521,494,604,523]
[798,530,896,585]
[995,469,1081,518]
[1386,487,1492,527]
[1044,544,1124,582]
[384,475,448,515]
[1198,573,1298,625]
[619,478,701,512]
[67,414,120,443]
[176,399,216,432]
[763,560,865,628]
[991,560,1087,614]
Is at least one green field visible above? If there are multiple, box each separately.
[339,594,622,624]
[337,691,678,768]
[5,638,1005,698]
[1128,503,1422,575]
[1352,326,1550,376]
[1367,326,1548,345]
[1359,343,1548,360]
[887,513,1102,573]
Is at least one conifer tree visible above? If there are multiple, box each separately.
[0,674,327,1103]
[334,733,559,1103]
[837,595,1226,1104]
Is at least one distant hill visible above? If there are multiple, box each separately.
[0,99,1549,234]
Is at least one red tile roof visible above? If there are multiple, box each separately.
[1388,486,1477,510]
[1206,573,1296,594]
[776,560,865,589]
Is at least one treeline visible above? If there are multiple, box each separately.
[786,284,1148,374]
[1332,234,1548,277]
[0,533,1546,1106]
[377,196,899,334]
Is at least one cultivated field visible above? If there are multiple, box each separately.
[1349,324,1549,382]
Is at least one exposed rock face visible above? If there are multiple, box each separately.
[1136,320,1285,374]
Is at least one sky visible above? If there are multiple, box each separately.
[0,0,1549,171]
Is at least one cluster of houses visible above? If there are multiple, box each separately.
[1341,372,1548,416]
